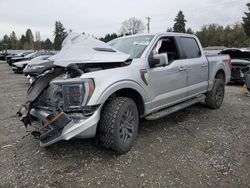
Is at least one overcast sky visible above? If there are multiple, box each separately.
[0,0,249,40]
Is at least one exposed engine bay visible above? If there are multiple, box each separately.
[220,48,250,82]
[230,61,250,82]
[18,60,129,143]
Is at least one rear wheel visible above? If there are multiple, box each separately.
[99,97,139,154]
[205,79,225,109]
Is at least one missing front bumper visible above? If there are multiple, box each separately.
[30,110,72,143]
[29,107,101,147]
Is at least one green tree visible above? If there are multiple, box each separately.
[196,23,249,48]
[24,29,34,49]
[100,33,118,42]
[242,3,250,37]
[19,35,26,49]
[2,35,11,49]
[186,28,194,34]
[34,31,42,50]
[228,24,250,47]
[53,21,67,50]
[43,38,53,51]
[173,11,187,33]
[9,31,18,49]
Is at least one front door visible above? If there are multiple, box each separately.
[147,37,188,113]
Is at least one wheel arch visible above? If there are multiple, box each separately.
[215,69,226,83]
[208,68,226,91]
[97,81,147,117]
[105,88,145,116]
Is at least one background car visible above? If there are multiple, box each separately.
[6,51,33,64]
[8,51,54,66]
[219,48,250,83]
[0,50,11,61]
[23,54,56,81]
[12,54,53,73]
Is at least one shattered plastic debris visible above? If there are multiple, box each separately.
[1,144,13,149]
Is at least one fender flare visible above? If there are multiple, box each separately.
[208,64,226,91]
[97,80,149,105]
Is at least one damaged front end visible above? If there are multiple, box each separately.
[231,63,250,82]
[18,33,130,147]
[18,66,101,147]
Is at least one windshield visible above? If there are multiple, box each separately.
[22,51,33,56]
[108,35,153,59]
[17,52,25,56]
[25,52,37,58]
[30,55,50,62]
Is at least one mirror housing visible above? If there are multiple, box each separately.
[149,53,169,68]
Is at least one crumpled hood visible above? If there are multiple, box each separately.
[53,33,130,67]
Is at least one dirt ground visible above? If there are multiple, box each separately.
[0,61,250,188]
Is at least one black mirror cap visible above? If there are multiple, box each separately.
[148,51,159,68]
[149,58,160,68]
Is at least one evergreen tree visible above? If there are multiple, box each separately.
[19,35,26,50]
[25,29,34,49]
[242,3,250,37]
[100,33,118,42]
[173,11,187,33]
[53,21,67,50]
[9,31,18,49]
[43,38,53,51]
[2,35,11,49]
[34,31,42,50]
[186,28,194,34]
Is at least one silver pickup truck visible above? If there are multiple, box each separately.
[18,32,231,154]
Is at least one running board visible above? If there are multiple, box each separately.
[145,95,206,120]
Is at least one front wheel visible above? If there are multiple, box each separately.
[205,79,225,109]
[99,97,139,154]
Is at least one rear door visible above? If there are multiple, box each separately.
[178,37,209,97]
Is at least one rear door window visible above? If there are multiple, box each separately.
[179,37,201,59]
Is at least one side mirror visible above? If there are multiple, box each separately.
[149,53,169,68]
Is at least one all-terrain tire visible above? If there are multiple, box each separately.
[99,97,139,154]
[205,79,225,109]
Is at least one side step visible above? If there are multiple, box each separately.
[145,95,206,120]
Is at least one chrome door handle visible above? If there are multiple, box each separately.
[201,64,208,68]
[179,67,187,72]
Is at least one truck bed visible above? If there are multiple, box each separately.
[206,54,231,85]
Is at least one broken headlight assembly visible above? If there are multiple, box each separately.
[52,78,95,113]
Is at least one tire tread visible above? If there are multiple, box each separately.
[205,79,225,109]
[99,97,136,153]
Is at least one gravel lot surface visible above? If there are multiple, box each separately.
[0,61,250,188]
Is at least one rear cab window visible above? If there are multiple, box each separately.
[179,37,201,59]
